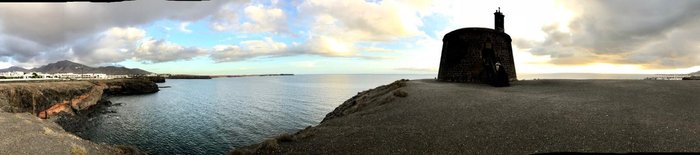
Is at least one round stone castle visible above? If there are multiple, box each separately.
[438,9,516,83]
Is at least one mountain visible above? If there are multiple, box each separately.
[4,60,151,75]
[692,71,700,75]
[32,60,92,74]
[93,66,151,75]
[0,66,30,72]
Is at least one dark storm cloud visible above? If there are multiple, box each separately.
[527,0,700,68]
[0,0,244,67]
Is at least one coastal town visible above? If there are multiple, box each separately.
[644,73,700,80]
[0,71,137,81]
[0,60,294,82]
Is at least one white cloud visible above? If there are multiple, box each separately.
[241,5,288,33]
[0,1,233,66]
[179,22,193,33]
[71,27,206,65]
[523,0,700,69]
[210,37,289,62]
[211,3,288,33]
[134,39,205,63]
[299,0,425,41]
[252,0,432,60]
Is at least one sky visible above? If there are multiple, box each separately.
[0,0,699,75]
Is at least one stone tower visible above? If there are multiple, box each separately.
[437,9,517,83]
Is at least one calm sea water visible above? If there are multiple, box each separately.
[79,73,650,154]
[81,74,435,155]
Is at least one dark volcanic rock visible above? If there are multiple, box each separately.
[132,76,166,83]
[322,79,408,122]
[0,79,155,155]
[682,76,700,80]
[0,81,103,116]
[100,79,160,95]
[0,79,158,118]
[53,99,114,134]
[167,75,212,79]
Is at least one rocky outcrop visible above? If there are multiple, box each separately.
[0,79,159,119]
[167,74,212,79]
[322,79,409,122]
[0,79,155,155]
[0,81,103,117]
[138,76,166,83]
[231,79,411,154]
[100,79,160,95]
[682,76,700,80]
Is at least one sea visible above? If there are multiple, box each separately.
[78,74,651,155]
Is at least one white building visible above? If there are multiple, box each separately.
[645,74,690,80]
[1,71,126,80]
[0,71,27,78]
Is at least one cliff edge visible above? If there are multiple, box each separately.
[233,79,700,154]
[0,79,158,119]
[0,79,158,155]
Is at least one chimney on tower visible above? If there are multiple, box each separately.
[494,7,504,32]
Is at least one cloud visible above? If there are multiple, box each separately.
[252,0,430,59]
[0,1,235,67]
[208,0,433,62]
[210,4,242,32]
[209,36,393,62]
[210,37,289,62]
[179,22,193,33]
[241,5,288,33]
[0,0,432,67]
[299,0,425,41]
[210,3,288,33]
[525,0,700,68]
[71,27,206,65]
[70,27,146,65]
[134,39,206,63]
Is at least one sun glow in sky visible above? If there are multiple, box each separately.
[1,0,699,75]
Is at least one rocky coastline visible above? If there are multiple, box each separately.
[0,79,159,155]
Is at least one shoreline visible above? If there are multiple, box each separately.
[3,78,700,154]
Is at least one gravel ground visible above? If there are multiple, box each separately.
[240,79,700,154]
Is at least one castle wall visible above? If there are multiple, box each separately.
[438,28,516,82]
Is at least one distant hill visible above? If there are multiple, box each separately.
[692,71,700,75]
[0,60,151,75]
[0,66,30,72]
